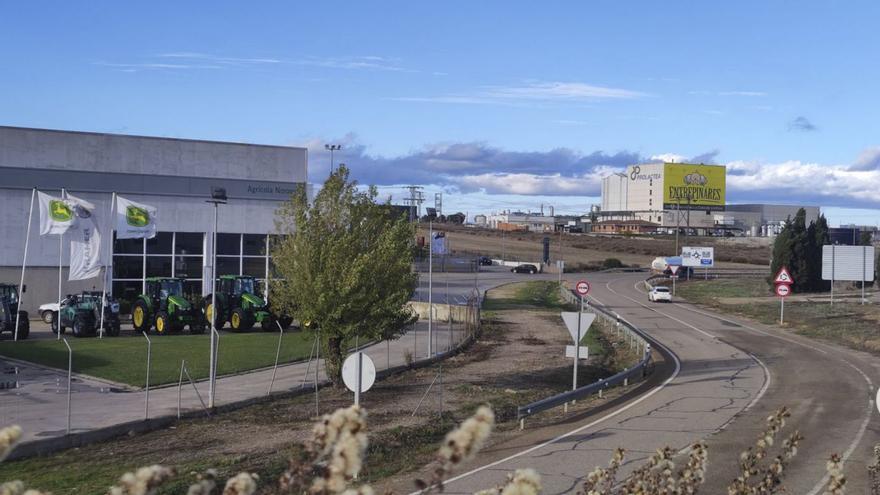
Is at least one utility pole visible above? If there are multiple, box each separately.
[434,192,443,218]
[325,144,342,176]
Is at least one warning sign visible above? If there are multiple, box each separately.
[774,267,793,285]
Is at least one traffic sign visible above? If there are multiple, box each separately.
[575,280,591,296]
[669,265,680,275]
[681,247,715,267]
[775,284,791,297]
[342,352,376,397]
[561,312,597,344]
[565,345,590,360]
[774,267,793,285]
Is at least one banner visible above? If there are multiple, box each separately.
[662,163,726,211]
[431,232,448,255]
[38,191,77,235]
[115,195,158,239]
[67,194,102,281]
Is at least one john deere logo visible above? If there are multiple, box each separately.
[683,172,708,186]
[49,200,73,222]
[126,206,150,227]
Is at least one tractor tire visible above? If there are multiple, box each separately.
[230,308,253,332]
[278,316,293,330]
[107,323,121,337]
[260,317,277,332]
[42,310,54,324]
[51,312,65,335]
[132,301,150,333]
[16,312,29,340]
[190,323,206,334]
[204,298,225,330]
[72,315,88,337]
[154,311,170,335]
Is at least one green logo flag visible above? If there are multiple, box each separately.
[115,195,158,239]
[38,191,77,235]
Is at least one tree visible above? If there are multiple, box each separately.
[272,166,418,384]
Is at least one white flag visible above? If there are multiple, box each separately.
[67,194,102,281]
[38,191,78,235]
[115,195,158,239]
[431,232,448,255]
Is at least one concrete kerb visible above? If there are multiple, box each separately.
[0,355,139,392]
[7,309,482,461]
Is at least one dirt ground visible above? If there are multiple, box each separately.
[1,282,639,495]
[422,224,771,268]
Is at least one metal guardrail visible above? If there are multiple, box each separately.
[516,284,652,424]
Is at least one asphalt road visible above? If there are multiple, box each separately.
[432,271,878,494]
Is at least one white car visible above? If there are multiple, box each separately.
[648,286,672,302]
[38,302,62,323]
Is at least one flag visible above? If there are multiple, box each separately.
[431,232,448,255]
[67,194,102,281]
[38,191,78,235]
[115,195,158,239]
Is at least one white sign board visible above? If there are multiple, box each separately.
[565,345,590,360]
[681,246,714,267]
[342,352,376,394]
[821,245,875,282]
[560,312,597,344]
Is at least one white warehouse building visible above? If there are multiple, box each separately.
[0,126,308,314]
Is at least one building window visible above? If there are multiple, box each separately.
[658,216,662,222]
[649,189,652,196]
[649,199,652,206]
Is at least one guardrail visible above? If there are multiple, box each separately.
[515,284,653,426]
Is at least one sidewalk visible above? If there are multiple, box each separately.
[0,319,472,451]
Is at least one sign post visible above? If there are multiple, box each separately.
[573,280,591,390]
[669,265,680,295]
[774,266,793,325]
[342,352,376,406]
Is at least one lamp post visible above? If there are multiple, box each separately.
[206,187,227,409]
[325,144,342,176]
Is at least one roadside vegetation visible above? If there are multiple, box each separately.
[0,331,316,387]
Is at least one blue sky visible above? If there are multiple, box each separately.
[2,2,879,225]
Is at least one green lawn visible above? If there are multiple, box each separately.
[670,277,771,304]
[0,331,317,388]
[483,280,577,311]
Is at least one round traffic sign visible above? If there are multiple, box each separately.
[342,352,376,393]
[576,280,591,296]
[775,284,791,297]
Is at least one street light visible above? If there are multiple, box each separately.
[325,144,342,176]
[206,186,227,408]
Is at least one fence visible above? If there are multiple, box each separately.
[515,284,652,426]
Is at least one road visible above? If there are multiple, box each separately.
[413,265,560,304]
[435,271,878,494]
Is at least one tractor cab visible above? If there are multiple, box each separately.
[132,277,205,335]
[0,283,29,339]
[205,275,291,332]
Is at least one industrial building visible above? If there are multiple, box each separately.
[487,212,555,232]
[599,162,818,236]
[0,126,308,313]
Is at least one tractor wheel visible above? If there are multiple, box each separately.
[16,312,29,340]
[132,301,150,333]
[204,299,225,330]
[72,315,88,337]
[155,311,170,335]
[230,308,253,332]
[260,317,277,332]
[278,316,293,330]
[190,323,206,334]
[51,312,65,335]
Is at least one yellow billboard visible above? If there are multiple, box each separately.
[662,163,726,210]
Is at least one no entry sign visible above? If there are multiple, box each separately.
[775,284,791,297]
[576,280,591,296]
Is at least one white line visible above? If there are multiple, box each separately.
[408,291,683,495]
[742,353,771,414]
[805,399,874,495]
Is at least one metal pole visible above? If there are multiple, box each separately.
[862,246,866,305]
[63,338,72,434]
[209,202,218,408]
[178,359,185,419]
[210,327,219,408]
[780,295,784,325]
[99,192,116,339]
[314,330,320,417]
[573,296,583,390]
[428,221,433,357]
[142,331,151,419]
[267,321,284,396]
[831,245,835,306]
[58,188,66,341]
[672,274,676,296]
[355,351,362,406]
[300,332,317,389]
[15,188,36,342]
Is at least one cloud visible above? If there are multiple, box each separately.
[291,55,417,72]
[788,116,817,132]
[689,149,721,164]
[650,153,686,163]
[158,52,282,64]
[850,147,880,171]
[92,62,225,71]
[690,90,767,97]
[95,53,418,73]
[392,80,647,106]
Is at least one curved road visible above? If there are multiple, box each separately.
[433,271,878,494]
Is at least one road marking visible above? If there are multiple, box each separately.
[409,288,683,495]
[805,398,874,495]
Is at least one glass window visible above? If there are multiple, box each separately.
[114,235,144,255]
[146,256,173,278]
[146,232,173,254]
[175,232,203,255]
[217,256,240,276]
[243,234,267,255]
[183,281,203,300]
[243,257,266,278]
[216,233,241,255]
[174,256,202,279]
[113,256,143,279]
[112,281,143,314]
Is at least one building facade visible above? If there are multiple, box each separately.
[0,126,308,313]
[486,213,555,232]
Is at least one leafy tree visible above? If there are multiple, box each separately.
[770,210,832,292]
[272,166,418,384]
[769,216,794,288]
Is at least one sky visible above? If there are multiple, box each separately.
[2,1,879,226]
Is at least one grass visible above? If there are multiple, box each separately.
[672,277,771,304]
[483,280,577,312]
[0,331,317,387]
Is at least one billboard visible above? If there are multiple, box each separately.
[822,245,875,282]
[662,163,726,211]
[681,246,715,267]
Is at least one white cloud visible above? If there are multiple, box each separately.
[650,153,687,163]
[393,80,646,106]
[851,147,880,171]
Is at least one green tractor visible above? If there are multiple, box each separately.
[0,284,29,340]
[52,291,121,337]
[131,278,205,335]
[203,275,293,332]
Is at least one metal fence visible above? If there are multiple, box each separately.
[515,284,652,425]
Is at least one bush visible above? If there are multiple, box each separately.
[602,258,625,269]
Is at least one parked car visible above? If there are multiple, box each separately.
[39,301,61,324]
[511,263,538,274]
[648,286,672,302]
[478,256,493,266]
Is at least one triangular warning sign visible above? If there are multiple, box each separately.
[774,267,793,284]
[669,265,680,275]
